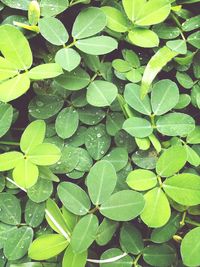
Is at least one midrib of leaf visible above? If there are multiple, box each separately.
[131,89,151,115]
[101,201,141,210]
[95,165,106,205]
[77,40,114,49]
[0,200,19,225]
[42,21,65,44]
[153,82,173,114]
[92,82,110,105]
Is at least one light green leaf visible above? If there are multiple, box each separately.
[127,169,157,191]
[166,39,187,54]
[0,57,18,81]
[40,0,69,17]
[72,7,107,39]
[122,117,153,138]
[156,145,187,177]
[87,160,117,205]
[141,187,171,228]
[55,48,81,72]
[163,173,200,206]
[38,17,69,45]
[28,63,63,80]
[0,25,32,70]
[151,79,179,115]
[101,6,128,32]
[87,80,118,107]
[0,151,23,171]
[71,214,99,254]
[176,71,194,89]
[129,28,159,48]
[0,102,13,138]
[28,234,69,260]
[100,190,145,221]
[62,245,87,267]
[0,73,30,103]
[75,36,118,55]
[20,120,46,154]
[122,0,146,22]
[141,46,178,98]
[57,182,91,215]
[187,126,200,144]
[28,143,61,166]
[185,145,200,167]
[103,147,128,172]
[187,31,200,49]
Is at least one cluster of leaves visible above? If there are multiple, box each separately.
[0,0,200,266]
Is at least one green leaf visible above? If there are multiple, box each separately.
[96,218,119,246]
[40,0,69,17]
[62,245,87,267]
[28,234,69,260]
[87,160,117,205]
[124,83,152,115]
[185,145,200,167]
[20,120,46,154]
[187,31,200,49]
[57,182,91,215]
[156,112,195,136]
[0,57,18,81]
[134,0,171,26]
[0,151,23,171]
[100,190,145,221]
[25,200,45,228]
[0,73,30,103]
[87,80,118,107]
[120,222,144,254]
[122,0,146,22]
[176,71,194,89]
[55,48,81,72]
[182,14,200,32]
[143,244,176,267]
[0,102,13,138]
[0,193,21,225]
[163,173,200,206]
[28,143,61,166]
[100,248,133,267]
[127,169,157,191]
[75,36,118,55]
[141,46,178,98]
[151,79,179,115]
[28,63,63,80]
[38,17,69,46]
[166,39,187,54]
[140,187,171,228]
[187,126,200,144]
[122,117,153,138]
[13,159,39,189]
[71,214,99,254]
[72,7,107,39]
[156,145,187,177]
[55,107,79,139]
[103,147,128,172]
[128,28,159,48]
[1,0,30,10]
[181,227,200,267]
[0,25,32,70]
[27,179,53,203]
[0,223,17,249]
[101,6,128,33]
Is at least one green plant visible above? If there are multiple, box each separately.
[0,0,200,266]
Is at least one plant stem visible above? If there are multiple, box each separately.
[185,217,200,227]
[180,211,187,226]
[0,141,20,146]
[133,253,142,266]
[170,12,186,41]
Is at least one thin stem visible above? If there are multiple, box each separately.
[170,12,186,41]
[0,141,20,146]
[180,211,187,226]
[185,217,200,227]
[89,206,99,214]
[87,253,128,264]
[133,253,142,266]
[6,177,27,192]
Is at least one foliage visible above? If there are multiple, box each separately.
[0,0,200,266]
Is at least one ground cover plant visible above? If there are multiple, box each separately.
[0,0,200,266]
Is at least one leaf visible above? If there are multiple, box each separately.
[13,159,39,189]
[0,57,18,81]
[134,0,171,26]
[182,14,200,32]
[75,36,118,55]
[87,160,117,205]
[101,6,128,33]
[163,173,200,206]
[181,227,200,267]
[4,226,33,260]
[72,7,107,39]
[127,169,157,191]
[0,102,13,138]
[55,107,79,139]
[57,182,91,215]
[38,17,69,45]
[25,200,45,228]
[96,218,119,246]
[124,83,152,115]
[0,223,17,249]
[29,63,63,80]
[187,126,200,144]
[28,234,69,260]
[128,28,159,48]
[1,0,30,10]
[156,145,187,177]
[151,79,179,115]
[62,245,87,267]
[166,39,187,54]
[0,193,21,225]
[55,48,81,72]
[122,0,146,22]
[40,0,69,17]
[0,24,32,70]
[28,143,61,166]
[0,151,23,171]
[27,179,53,203]
[187,31,200,49]
[141,46,178,98]
[103,147,128,172]
[140,187,171,228]
[122,117,153,138]
[0,73,30,103]
[87,80,118,107]
[100,190,145,221]
[176,71,194,89]
[20,120,46,154]
[156,112,195,136]
[100,248,133,267]
[71,214,99,254]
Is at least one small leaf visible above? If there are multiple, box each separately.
[122,117,153,138]
[55,48,81,72]
[0,152,23,171]
[25,200,45,228]
[129,28,159,48]
[187,31,200,49]
[29,63,63,80]
[0,102,13,138]
[0,57,18,81]
[166,39,187,54]
[62,245,87,267]
[40,0,69,17]
[122,0,146,22]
